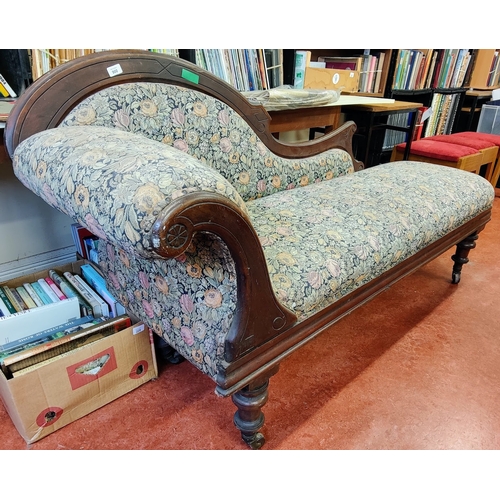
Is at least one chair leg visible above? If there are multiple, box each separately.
[232,365,279,449]
[451,232,479,284]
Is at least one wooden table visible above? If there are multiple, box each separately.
[342,100,423,167]
[267,95,397,134]
[267,96,423,167]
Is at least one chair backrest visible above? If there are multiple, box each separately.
[60,81,355,202]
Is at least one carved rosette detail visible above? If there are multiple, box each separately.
[166,223,189,249]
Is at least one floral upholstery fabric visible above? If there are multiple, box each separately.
[60,82,355,202]
[246,162,494,321]
[98,236,236,380]
[13,126,247,259]
[11,81,496,382]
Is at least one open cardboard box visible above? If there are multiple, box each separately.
[304,66,360,93]
[0,261,158,444]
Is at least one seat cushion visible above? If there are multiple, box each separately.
[246,161,494,322]
[395,140,479,162]
[422,134,496,150]
[453,131,500,147]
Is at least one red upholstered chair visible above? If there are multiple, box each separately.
[451,132,500,187]
[391,139,483,175]
[421,134,499,186]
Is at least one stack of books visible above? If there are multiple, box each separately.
[0,263,130,379]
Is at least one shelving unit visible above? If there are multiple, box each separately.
[466,49,500,90]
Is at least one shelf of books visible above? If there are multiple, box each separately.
[191,49,281,91]
[26,49,283,92]
[390,49,472,91]
[28,49,180,80]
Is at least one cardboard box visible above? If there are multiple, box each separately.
[304,67,360,93]
[0,262,158,443]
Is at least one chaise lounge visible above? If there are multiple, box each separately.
[4,50,495,448]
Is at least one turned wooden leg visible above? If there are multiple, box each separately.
[232,365,279,449]
[451,232,479,284]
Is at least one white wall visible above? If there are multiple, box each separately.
[0,143,76,281]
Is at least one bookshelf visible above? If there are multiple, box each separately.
[24,49,292,92]
[388,49,472,93]
[465,49,500,90]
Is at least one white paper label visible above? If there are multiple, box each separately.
[332,73,340,85]
[133,324,145,335]
[107,64,123,77]
[422,107,433,123]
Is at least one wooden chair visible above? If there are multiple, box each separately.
[451,132,500,187]
[391,139,484,175]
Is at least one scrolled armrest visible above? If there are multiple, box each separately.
[12,125,248,258]
[150,190,297,361]
[12,125,297,359]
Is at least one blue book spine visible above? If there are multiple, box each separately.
[31,281,52,305]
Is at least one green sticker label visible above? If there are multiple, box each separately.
[181,68,200,84]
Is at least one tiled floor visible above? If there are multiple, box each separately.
[1,193,499,450]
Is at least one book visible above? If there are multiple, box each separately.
[2,286,25,312]
[358,54,371,93]
[7,315,132,377]
[22,283,44,307]
[0,82,9,98]
[48,269,93,316]
[31,281,53,305]
[37,278,60,302]
[425,51,438,89]
[0,295,13,317]
[318,55,363,72]
[44,276,67,300]
[0,296,80,347]
[15,286,37,309]
[63,271,108,317]
[0,314,96,355]
[80,264,126,318]
[373,51,386,94]
[0,287,17,314]
[9,287,29,311]
[74,274,110,317]
[365,54,378,93]
[71,223,97,259]
[0,72,17,97]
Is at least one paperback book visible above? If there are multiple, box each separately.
[3,315,132,377]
